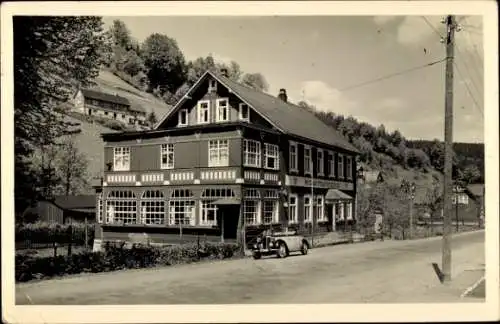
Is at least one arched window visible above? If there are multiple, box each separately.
[106,190,137,224]
[169,189,195,226]
[200,188,236,226]
[140,190,165,225]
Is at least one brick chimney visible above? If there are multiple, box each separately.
[278,88,287,102]
[220,68,228,77]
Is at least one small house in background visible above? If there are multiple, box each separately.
[72,88,147,126]
[23,195,96,224]
[414,183,484,226]
[357,169,385,188]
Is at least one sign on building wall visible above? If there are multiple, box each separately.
[285,175,353,191]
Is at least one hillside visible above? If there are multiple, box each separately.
[63,115,117,180]
[66,69,173,181]
[92,69,173,118]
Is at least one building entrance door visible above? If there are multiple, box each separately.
[217,205,240,242]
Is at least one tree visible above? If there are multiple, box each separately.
[109,19,132,49]
[56,136,90,196]
[122,50,145,76]
[297,101,316,112]
[147,111,158,126]
[14,16,107,215]
[141,33,188,94]
[389,129,404,147]
[457,164,481,185]
[241,72,269,92]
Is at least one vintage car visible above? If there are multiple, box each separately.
[250,229,311,259]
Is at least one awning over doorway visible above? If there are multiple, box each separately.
[325,189,352,202]
[213,198,241,205]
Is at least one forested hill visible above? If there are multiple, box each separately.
[407,140,484,183]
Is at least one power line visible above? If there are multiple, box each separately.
[462,29,484,64]
[339,58,446,92]
[421,16,444,39]
[453,61,484,117]
[454,42,483,99]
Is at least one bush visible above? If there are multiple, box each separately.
[15,241,241,282]
[16,222,95,247]
[103,119,125,131]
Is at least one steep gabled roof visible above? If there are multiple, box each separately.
[156,70,359,153]
[81,88,130,107]
[466,184,484,197]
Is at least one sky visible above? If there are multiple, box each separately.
[102,15,484,143]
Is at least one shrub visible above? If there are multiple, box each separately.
[103,119,125,131]
[16,222,95,247]
[15,241,241,282]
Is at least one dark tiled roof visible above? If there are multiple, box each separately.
[129,102,147,114]
[213,72,359,153]
[467,184,484,197]
[81,88,130,107]
[53,195,96,210]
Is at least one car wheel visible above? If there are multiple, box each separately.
[277,242,288,258]
[301,242,309,255]
[252,252,261,260]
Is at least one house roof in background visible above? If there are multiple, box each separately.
[52,195,96,210]
[81,88,130,107]
[466,184,484,197]
[156,70,359,153]
[360,170,384,183]
[129,102,147,114]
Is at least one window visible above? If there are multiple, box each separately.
[315,196,325,222]
[317,149,324,175]
[243,139,261,167]
[106,190,137,224]
[200,188,236,226]
[263,190,279,224]
[289,142,298,172]
[346,156,353,180]
[113,147,130,171]
[346,202,353,220]
[244,189,261,225]
[264,143,279,170]
[239,103,250,121]
[122,114,126,119]
[161,144,174,169]
[453,193,469,205]
[208,140,229,167]
[304,145,312,175]
[197,100,210,124]
[97,193,103,223]
[338,154,344,179]
[334,202,345,220]
[140,190,166,225]
[169,189,195,226]
[178,109,188,126]
[288,194,298,224]
[216,98,229,122]
[208,79,217,92]
[328,151,334,177]
[304,195,312,223]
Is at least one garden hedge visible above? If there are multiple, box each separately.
[16,222,95,247]
[15,241,241,282]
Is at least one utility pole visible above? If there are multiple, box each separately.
[409,182,415,239]
[441,14,458,283]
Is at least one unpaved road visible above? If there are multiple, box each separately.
[16,231,485,304]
